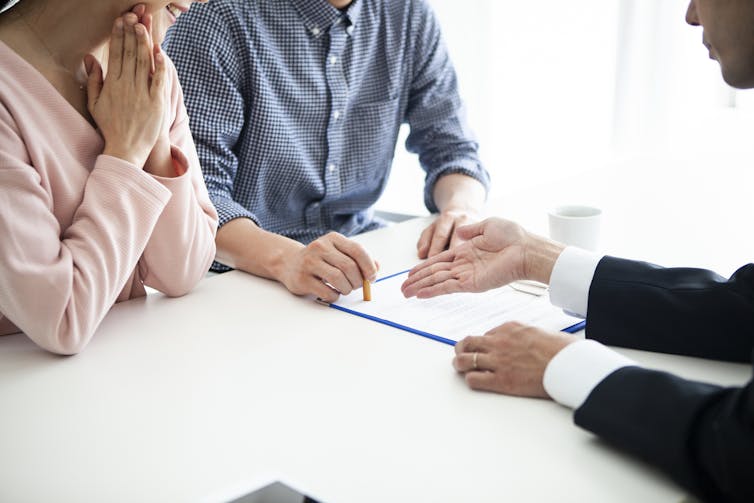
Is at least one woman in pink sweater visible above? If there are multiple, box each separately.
[0,0,218,354]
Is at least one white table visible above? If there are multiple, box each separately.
[1,155,751,503]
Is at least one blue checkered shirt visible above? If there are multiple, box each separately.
[164,0,490,271]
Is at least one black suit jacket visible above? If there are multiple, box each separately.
[573,257,754,502]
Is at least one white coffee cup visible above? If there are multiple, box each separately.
[548,205,602,251]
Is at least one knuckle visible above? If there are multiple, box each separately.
[501,321,523,331]
[457,336,473,350]
[308,239,327,253]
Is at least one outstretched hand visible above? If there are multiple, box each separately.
[402,217,565,299]
[402,218,527,298]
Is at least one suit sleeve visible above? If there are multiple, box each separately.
[586,257,754,362]
[575,365,754,503]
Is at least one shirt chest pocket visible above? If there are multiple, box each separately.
[341,97,402,185]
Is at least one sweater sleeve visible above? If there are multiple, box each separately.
[404,0,490,212]
[137,59,218,296]
[0,104,172,354]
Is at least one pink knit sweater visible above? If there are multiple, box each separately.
[0,41,218,354]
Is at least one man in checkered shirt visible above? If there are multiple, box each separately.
[164,0,491,302]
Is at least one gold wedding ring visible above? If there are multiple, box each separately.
[472,352,479,370]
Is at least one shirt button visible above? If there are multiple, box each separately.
[311,27,321,36]
[327,164,336,173]
[346,25,354,35]
[329,56,337,65]
[333,110,341,120]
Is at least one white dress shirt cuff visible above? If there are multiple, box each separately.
[543,339,637,409]
[548,246,602,318]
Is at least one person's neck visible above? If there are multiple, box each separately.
[2,0,117,72]
[327,0,353,9]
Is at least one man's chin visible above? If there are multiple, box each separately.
[720,68,754,90]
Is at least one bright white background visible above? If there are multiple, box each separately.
[377,0,754,215]
[5,0,751,217]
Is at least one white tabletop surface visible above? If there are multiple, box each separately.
[1,154,751,503]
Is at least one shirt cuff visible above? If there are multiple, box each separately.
[548,246,602,318]
[543,339,637,409]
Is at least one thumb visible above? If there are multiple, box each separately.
[455,220,485,240]
[84,54,103,112]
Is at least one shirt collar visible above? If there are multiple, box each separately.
[289,0,362,38]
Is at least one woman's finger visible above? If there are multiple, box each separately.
[107,17,124,79]
[130,3,146,19]
[134,23,151,89]
[121,13,138,80]
[85,54,103,113]
[150,47,166,98]
[141,12,153,40]
[142,13,155,74]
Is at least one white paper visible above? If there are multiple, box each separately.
[334,271,583,342]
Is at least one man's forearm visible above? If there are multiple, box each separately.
[523,234,566,284]
[432,173,486,213]
[215,217,303,281]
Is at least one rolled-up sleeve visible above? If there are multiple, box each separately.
[164,5,259,230]
[404,0,490,213]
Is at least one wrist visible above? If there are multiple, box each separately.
[269,239,305,286]
[216,219,306,284]
[144,137,175,177]
[522,233,566,284]
[433,173,487,215]
[438,197,483,216]
[542,332,579,360]
[103,145,148,168]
